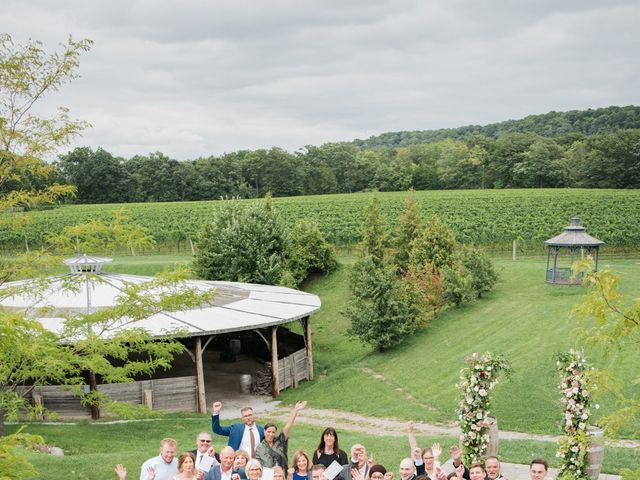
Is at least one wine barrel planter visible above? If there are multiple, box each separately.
[486,415,499,457]
[585,425,605,480]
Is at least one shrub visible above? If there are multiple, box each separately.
[194,200,291,285]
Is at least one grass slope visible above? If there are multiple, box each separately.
[281,257,640,437]
[7,415,639,479]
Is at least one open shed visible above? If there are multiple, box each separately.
[0,255,321,414]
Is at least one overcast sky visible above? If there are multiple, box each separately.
[2,0,639,160]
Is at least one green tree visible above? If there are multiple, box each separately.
[409,215,458,270]
[193,198,292,285]
[346,196,428,351]
[359,196,387,266]
[573,263,640,437]
[456,244,498,298]
[288,220,337,286]
[58,147,131,203]
[0,34,92,157]
[512,138,568,187]
[392,193,421,272]
[345,256,427,352]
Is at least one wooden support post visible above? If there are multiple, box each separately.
[271,326,280,398]
[512,239,516,261]
[195,337,207,414]
[303,316,314,380]
[143,389,153,409]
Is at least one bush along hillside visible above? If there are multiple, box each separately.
[193,194,337,287]
[345,194,497,351]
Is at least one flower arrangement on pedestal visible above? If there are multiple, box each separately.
[556,349,599,480]
[457,352,511,465]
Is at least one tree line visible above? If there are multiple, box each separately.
[352,105,640,148]
[40,127,640,204]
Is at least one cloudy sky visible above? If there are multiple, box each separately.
[2,0,639,160]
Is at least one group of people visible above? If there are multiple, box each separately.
[114,401,552,480]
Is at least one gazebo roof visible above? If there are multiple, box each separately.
[0,258,321,339]
[544,217,604,247]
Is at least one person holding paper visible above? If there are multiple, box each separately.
[192,433,220,470]
[312,428,348,468]
[256,400,307,468]
[211,401,265,459]
[340,444,369,480]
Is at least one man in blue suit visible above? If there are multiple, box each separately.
[203,446,247,480]
[211,401,265,459]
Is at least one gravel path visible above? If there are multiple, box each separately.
[264,405,640,450]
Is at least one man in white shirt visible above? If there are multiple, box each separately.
[192,432,220,470]
[211,401,264,459]
[140,438,178,480]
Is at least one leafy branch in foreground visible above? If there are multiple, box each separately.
[572,259,640,437]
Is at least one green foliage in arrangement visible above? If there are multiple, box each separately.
[4,189,639,253]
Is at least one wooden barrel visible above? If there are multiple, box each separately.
[585,425,604,480]
[485,415,499,457]
[239,374,253,394]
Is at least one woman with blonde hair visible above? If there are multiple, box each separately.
[245,459,264,480]
[234,450,250,470]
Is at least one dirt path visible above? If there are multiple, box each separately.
[265,405,640,450]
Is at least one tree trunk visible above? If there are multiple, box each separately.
[87,371,100,420]
[0,408,5,437]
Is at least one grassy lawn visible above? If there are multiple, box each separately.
[6,252,638,478]
[7,415,639,478]
[280,256,640,438]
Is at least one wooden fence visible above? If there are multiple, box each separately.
[19,376,197,418]
[277,348,309,390]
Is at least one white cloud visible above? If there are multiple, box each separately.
[1,0,638,159]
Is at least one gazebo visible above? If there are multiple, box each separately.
[0,255,321,414]
[544,217,604,285]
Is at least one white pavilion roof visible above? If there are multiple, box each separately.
[0,270,321,339]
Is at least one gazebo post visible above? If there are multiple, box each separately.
[271,326,280,398]
[302,316,314,380]
[195,336,207,414]
[553,247,559,283]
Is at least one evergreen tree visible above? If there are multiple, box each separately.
[409,215,458,270]
[392,193,421,272]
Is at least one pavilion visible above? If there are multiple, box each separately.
[0,255,321,414]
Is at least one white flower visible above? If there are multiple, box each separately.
[478,388,487,397]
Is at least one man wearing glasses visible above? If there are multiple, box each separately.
[192,432,221,469]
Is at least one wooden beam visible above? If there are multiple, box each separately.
[303,316,314,380]
[271,326,280,398]
[195,337,207,414]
